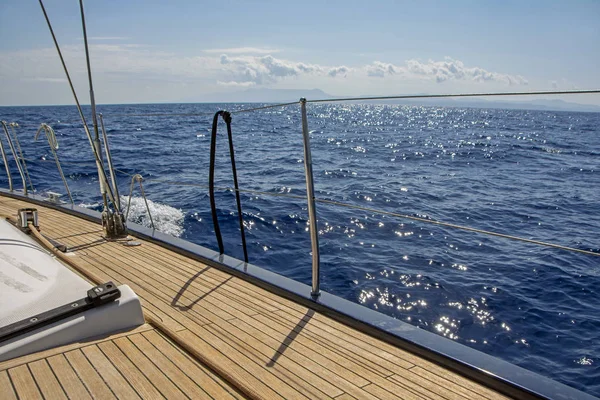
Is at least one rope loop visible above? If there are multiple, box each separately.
[208,110,249,263]
[35,123,59,150]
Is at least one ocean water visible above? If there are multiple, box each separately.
[1,103,599,395]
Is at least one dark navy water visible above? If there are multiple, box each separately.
[1,103,599,396]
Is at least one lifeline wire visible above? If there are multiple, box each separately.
[306,89,600,103]
[105,101,299,118]
[6,89,599,121]
[109,166,599,258]
[315,198,600,257]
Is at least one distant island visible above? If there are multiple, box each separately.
[187,88,600,113]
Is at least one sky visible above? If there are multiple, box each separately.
[0,0,599,106]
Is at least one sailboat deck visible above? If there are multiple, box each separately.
[0,196,510,399]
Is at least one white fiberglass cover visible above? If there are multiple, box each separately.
[0,218,144,362]
[0,219,91,328]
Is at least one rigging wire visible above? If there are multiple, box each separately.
[37,0,118,211]
[7,123,35,192]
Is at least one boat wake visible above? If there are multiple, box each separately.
[121,196,185,237]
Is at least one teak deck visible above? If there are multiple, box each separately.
[0,196,511,399]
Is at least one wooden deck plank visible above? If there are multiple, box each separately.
[363,382,426,400]
[142,330,240,400]
[389,372,467,400]
[271,308,415,371]
[259,311,400,379]
[47,355,93,400]
[7,364,43,400]
[410,366,497,400]
[112,336,189,399]
[0,196,513,400]
[64,349,117,400]
[92,246,241,323]
[181,324,310,400]
[203,319,336,399]
[0,324,154,372]
[409,363,508,400]
[80,345,141,399]
[0,370,18,400]
[150,330,247,400]
[335,395,358,400]
[127,333,212,399]
[232,310,373,388]
[34,225,192,331]
[227,314,369,396]
[249,312,441,400]
[176,329,285,400]
[28,359,68,399]
[97,340,165,399]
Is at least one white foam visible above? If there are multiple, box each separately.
[77,201,102,209]
[121,196,185,237]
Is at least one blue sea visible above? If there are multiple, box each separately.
[1,103,599,396]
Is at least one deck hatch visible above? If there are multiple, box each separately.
[0,282,120,344]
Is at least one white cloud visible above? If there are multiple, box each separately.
[366,61,397,78]
[218,54,324,85]
[220,54,231,64]
[204,47,281,54]
[296,62,322,74]
[88,37,129,41]
[404,57,528,85]
[26,77,67,83]
[549,78,579,90]
[328,66,351,78]
[217,80,255,87]
[0,45,531,105]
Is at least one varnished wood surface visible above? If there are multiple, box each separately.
[0,196,512,399]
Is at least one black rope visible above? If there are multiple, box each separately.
[224,112,249,263]
[209,111,224,255]
[208,111,249,262]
